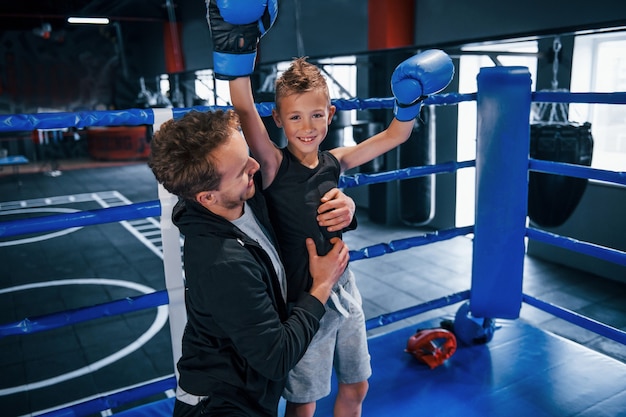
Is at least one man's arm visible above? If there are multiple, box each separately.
[198,236,348,381]
[200,257,321,381]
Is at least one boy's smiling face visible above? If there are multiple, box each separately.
[273,90,336,164]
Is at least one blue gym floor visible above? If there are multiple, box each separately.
[116,316,626,417]
[1,161,626,416]
[319,318,626,417]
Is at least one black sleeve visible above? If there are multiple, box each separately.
[196,255,325,381]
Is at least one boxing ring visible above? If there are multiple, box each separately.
[1,66,626,416]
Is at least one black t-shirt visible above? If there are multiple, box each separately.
[264,148,342,303]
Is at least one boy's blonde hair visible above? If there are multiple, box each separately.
[275,57,331,110]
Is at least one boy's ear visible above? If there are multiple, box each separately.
[327,105,337,125]
[271,109,283,128]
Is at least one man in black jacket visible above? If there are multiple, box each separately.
[148,109,354,417]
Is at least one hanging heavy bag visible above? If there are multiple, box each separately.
[528,121,594,228]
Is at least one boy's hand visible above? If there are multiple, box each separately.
[317,188,356,232]
[392,49,455,121]
[207,0,278,80]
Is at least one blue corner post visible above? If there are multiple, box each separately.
[471,66,532,319]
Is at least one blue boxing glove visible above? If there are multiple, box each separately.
[391,49,455,121]
[207,0,278,80]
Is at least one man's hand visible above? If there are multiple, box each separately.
[317,188,356,232]
[307,237,349,304]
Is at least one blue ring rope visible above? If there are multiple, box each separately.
[3,91,625,132]
[36,375,177,417]
[529,158,626,185]
[0,290,169,338]
[0,201,161,238]
[522,294,626,345]
[366,290,471,330]
[339,160,475,188]
[533,91,626,104]
[526,227,626,267]
[349,226,474,261]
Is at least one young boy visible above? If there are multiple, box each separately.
[207,2,454,416]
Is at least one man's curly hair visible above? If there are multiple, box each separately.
[148,109,240,201]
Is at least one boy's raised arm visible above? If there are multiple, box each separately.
[229,77,282,182]
[207,0,281,184]
[332,49,454,173]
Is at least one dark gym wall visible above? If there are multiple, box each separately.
[178,0,213,73]
[178,0,626,70]
[413,0,626,48]
[3,1,624,112]
[259,1,369,61]
[178,0,370,72]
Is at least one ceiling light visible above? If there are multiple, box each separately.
[67,17,110,25]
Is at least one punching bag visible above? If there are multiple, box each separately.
[528,121,593,227]
[399,106,433,225]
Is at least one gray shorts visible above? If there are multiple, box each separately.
[283,267,372,403]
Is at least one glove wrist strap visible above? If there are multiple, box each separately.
[213,51,257,80]
[393,100,424,122]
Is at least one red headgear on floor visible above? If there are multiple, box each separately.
[405,328,457,369]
